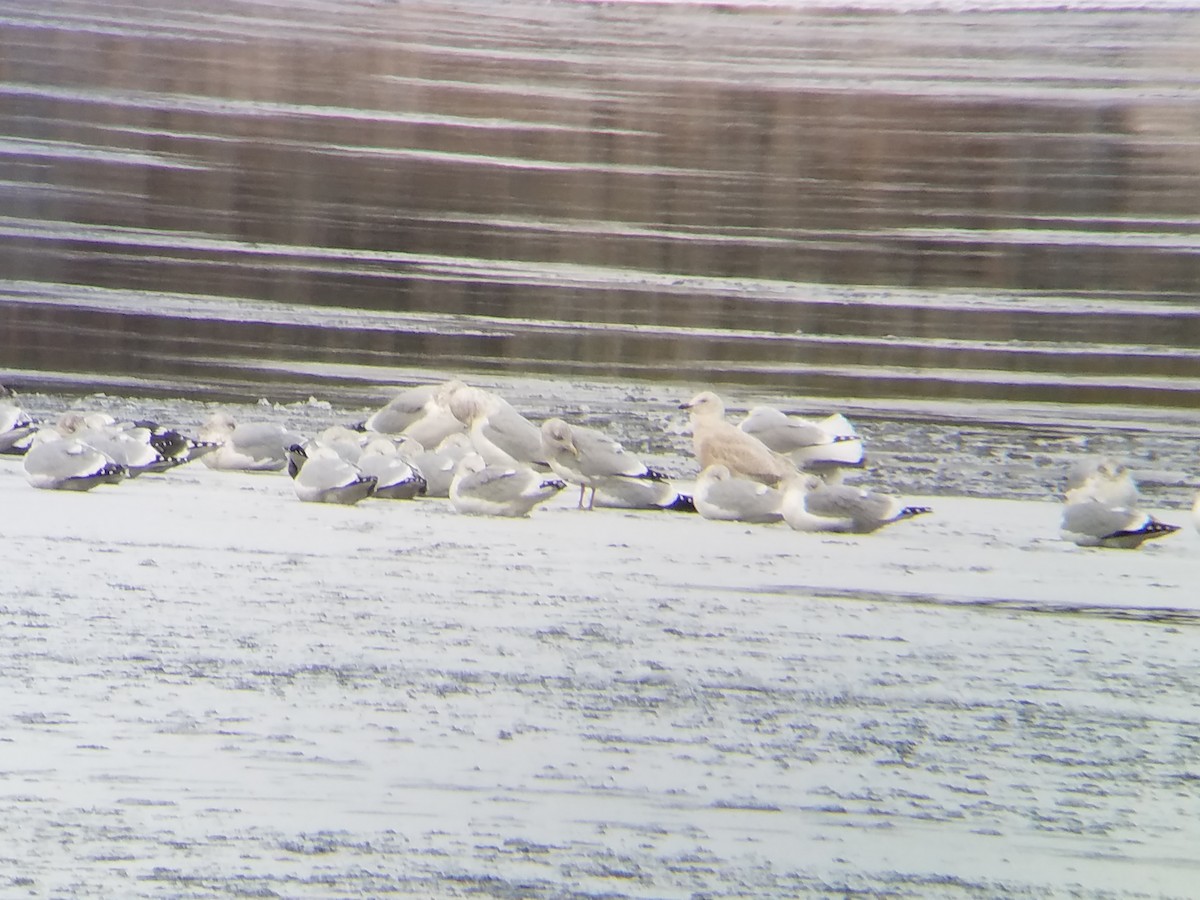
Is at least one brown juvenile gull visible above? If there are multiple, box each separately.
[678,391,796,486]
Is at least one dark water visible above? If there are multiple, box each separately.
[2,0,1200,411]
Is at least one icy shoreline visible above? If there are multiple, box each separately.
[3,447,1198,897]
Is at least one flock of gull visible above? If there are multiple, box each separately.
[3,381,1198,549]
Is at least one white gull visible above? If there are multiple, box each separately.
[692,464,783,524]
[781,473,932,533]
[539,417,670,510]
[448,453,565,517]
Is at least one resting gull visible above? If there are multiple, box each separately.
[679,391,797,486]
[738,406,865,472]
[0,389,37,455]
[781,473,932,533]
[200,412,304,472]
[591,478,696,512]
[1063,456,1140,507]
[692,464,783,524]
[1060,499,1179,549]
[284,444,377,504]
[449,384,550,470]
[23,431,127,491]
[355,437,427,500]
[540,417,670,510]
[412,432,474,498]
[449,452,565,517]
[359,380,467,449]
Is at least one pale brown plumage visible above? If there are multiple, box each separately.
[678,391,797,486]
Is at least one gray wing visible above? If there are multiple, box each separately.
[365,385,437,433]
[232,423,295,459]
[479,407,545,465]
[805,484,894,522]
[25,441,103,480]
[458,465,529,501]
[706,479,781,520]
[739,406,828,453]
[572,426,646,478]
[1061,501,1138,538]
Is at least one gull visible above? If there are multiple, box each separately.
[199,412,304,472]
[53,412,173,476]
[448,452,565,517]
[540,417,670,509]
[22,431,127,491]
[127,419,219,471]
[678,391,797,486]
[591,478,697,512]
[692,465,783,523]
[313,424,372,465]
[1,388,37,455]
[738,406,865,473]
[1063,456,1140,507]
[355,437,427,500]
[781,473,932,533]
[284,444,377,504]
[413,432,474,498]
[56,412,214,475]
[358,380,467,449]
[356,383,439,434]
[1060,500,1179,549]
[449,384,549,470]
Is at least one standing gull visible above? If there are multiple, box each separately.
[781,473,931,533]
[449,453,565,517]
[540,417,670,510]
[692,465,783,523]
[679,391,797,486]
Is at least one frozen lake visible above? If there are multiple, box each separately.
[3,0,1200,895]
[2,387,1200,897]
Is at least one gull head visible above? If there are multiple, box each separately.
[679,391,727,422]
[540,418,579,458]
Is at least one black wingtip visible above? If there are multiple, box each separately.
[664,493,698,513]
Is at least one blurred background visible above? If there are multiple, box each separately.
[2,0,1200,418]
